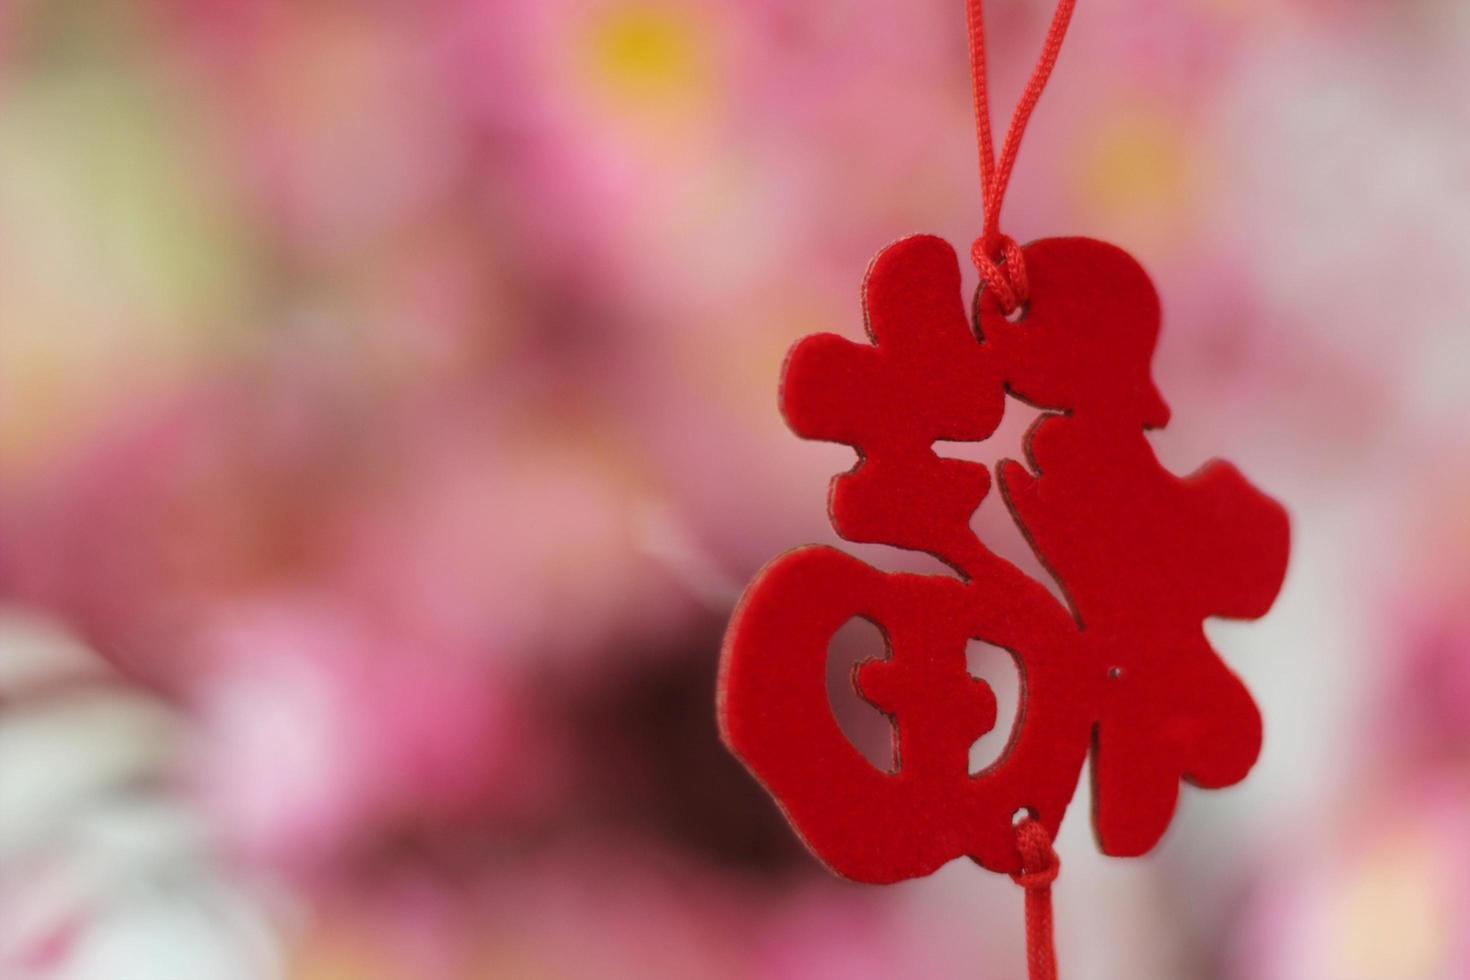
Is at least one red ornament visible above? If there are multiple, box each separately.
[717,235,1290,882]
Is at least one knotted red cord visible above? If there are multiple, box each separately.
[965,0,1078,314]
[1011,817,1062,980]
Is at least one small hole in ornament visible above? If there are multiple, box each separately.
[1004,301,1029,324]
[1012,807,1035,827]
[827,617,898,774]
[966,639,1022,775]
[1107,666,1125,680]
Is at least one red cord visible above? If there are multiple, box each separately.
[1011,818,1062,980]
[965,0,1078,313]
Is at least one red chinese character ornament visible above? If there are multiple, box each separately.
[717,235,1289,883]
[716,5,1289,972]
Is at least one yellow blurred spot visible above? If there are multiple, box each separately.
[573,3,714,118]
[1329,829,1450,980]
[0,22,256,475]
[1075,107,1199,240]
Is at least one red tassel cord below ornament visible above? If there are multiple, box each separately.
[1013,818,1061,980]
[717,2,1290,979]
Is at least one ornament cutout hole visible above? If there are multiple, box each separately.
[966,639,1023,775]
[936,394,1066,607]
[826,616,898,774]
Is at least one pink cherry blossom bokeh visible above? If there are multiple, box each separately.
[2,1,1468,977]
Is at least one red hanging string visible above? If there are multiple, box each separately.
[965,0,1078,314]
[1011,818,1062,980]
[967,4,1076,970]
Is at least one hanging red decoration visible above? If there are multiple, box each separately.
[717,0,1290,972]
[719,233,1289,878]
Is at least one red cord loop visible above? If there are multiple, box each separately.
[966,0,1078,314]
[1010,819,1061,888]
[1011,818,1061,980]
[970,234,1030,315]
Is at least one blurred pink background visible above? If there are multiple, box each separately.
[2,1,1469,978]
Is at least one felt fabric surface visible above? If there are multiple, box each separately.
[718,236,1290,881]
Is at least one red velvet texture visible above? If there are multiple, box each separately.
[717,236,1290,882]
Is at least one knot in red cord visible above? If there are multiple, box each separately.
[1010,817,1061,889]
[971,233,1030,315]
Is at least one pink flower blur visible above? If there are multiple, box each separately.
[2,1,1469,977]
